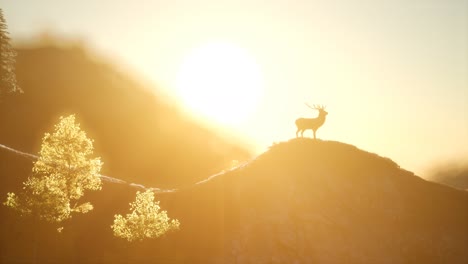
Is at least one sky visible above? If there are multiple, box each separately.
[2,0,468,176]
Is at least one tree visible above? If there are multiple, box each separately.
[111,190,180,242]
[0,8,21,97]
[4,115,102,225]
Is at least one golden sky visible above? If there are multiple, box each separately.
[3,0,468,176]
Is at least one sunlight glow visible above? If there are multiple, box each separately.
[175,41,264,125]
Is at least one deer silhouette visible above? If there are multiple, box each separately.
[295,103,328,139]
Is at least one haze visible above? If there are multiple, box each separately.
[3,0,467,176]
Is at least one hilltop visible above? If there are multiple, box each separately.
[153,139,467,263]
[1,139,467,263]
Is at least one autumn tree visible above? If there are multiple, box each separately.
[0,8,21,97]
[4,115,102,225]
[111,190,180,242]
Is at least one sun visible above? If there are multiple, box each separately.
[175,41,264,126]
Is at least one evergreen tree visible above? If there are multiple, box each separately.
[0,8,21,97]
[4,115,102,225]
[112,190,180,242]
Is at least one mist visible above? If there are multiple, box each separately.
[428,160,468,190]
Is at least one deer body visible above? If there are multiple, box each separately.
[295,104,328,139]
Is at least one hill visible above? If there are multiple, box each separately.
[429,162,468,190]
[0,44,250,190]
[1,139,467,263]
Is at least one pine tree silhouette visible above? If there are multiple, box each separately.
[0,8,21,98]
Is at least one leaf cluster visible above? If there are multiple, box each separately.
[111,190,180,242]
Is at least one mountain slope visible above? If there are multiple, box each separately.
[3,138,466,263]
[0,44,250,189]
[154,139,467,263]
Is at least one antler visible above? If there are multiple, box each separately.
[305,103,326,110]
[305,103,314,109]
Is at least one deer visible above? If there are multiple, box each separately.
[295,103,328,139]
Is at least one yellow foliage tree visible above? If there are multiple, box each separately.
[4,115,102,224]
[111,190,180,242]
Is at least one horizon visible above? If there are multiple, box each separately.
[2,0,468,176]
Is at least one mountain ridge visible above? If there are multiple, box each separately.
[158,138,467,263]
[1,138,467,263]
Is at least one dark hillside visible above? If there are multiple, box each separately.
[154,139,468,263]
[0,44,250,189]
[1,139,467,263]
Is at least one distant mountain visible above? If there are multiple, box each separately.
[1,139,467,263]
[429,162,468,190]
[0,44,251,190]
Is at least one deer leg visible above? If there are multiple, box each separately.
[301,130,304,137]
[313,130,316,139]
[296,129,300,138]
